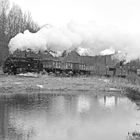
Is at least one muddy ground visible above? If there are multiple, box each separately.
[0,73,131,96]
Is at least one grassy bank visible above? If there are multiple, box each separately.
[0,74,129,96]
[0,73,139,99]
[119,72,140,101]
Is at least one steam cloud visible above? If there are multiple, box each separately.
[8,21,140,61]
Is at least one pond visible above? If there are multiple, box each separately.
[0,93,139,140]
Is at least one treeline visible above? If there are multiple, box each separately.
[0,0,40,65]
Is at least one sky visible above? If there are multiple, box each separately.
[10,0,140,34]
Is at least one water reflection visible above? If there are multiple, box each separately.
[99,96,117,108]
[77,95,90,113]
[0,93,139,140]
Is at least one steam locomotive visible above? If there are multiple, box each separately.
[2,50,130,77]
[3,57,43,75]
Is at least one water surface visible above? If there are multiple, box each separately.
[0,93,140,140]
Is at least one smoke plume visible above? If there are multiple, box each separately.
[8,21,140,61]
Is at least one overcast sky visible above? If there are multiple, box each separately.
[10,0,140,33]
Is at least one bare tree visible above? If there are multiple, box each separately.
[0,0,40,65]
[0,0,9,41]
[7,4,23,38]
[24,11,40,33]
[7,3,40,39]
[0,0,9,65]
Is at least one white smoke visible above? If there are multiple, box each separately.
[76,47,91,56]
[112,51,127,62]
[100,47,115,56]
[8,21,140,61]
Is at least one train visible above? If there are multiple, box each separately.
[3,56,93,75]
[2,49,137,77]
